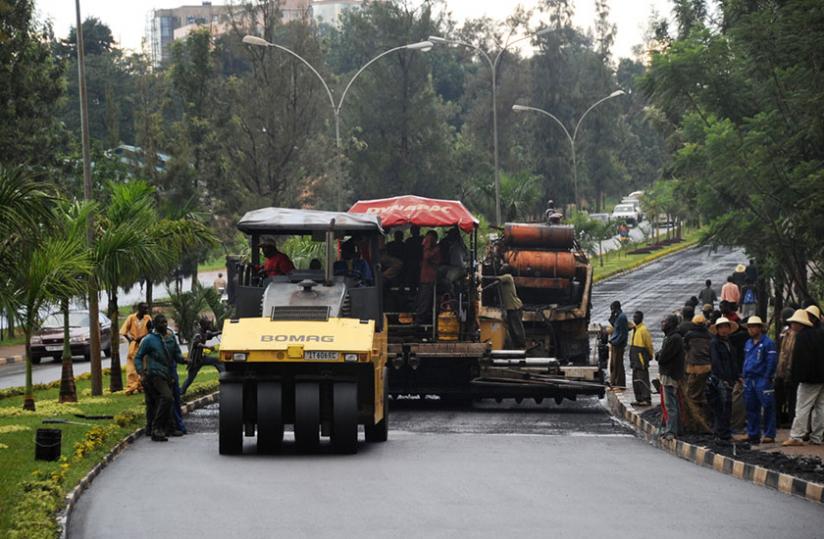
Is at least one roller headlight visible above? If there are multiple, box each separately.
[344,353,358,362]
[231,352,247,362]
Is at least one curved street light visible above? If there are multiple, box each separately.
[428,28,550,226]
[242,35,433,209]
[512,89,625,208]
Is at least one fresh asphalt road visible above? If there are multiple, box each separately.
[69,245,824,538]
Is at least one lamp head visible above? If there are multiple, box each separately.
[512,104,528,112]
[609,89,626,98]
[406,40,434,52]
[427,36,448,44]
[242,35,270,47]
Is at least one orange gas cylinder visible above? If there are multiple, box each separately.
[437,303,460,341]
[502,250,576,278]
[503,224,575,249]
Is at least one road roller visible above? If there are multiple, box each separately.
[347,195,604,403]
[219,208,388,454]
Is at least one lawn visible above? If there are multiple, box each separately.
[0,365,219,539]
[592,227,704,283]
[0,334,25,348]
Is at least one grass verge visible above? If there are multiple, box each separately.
[593,228,704,283]
[0,334,25,348]
[0,365,219,539]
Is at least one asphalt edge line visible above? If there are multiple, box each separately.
[605,390,824,505]
[58,390,220,539]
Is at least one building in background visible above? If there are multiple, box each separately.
[146,2,232,66]
[146,0,363,67]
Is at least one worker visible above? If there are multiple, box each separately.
[735,316,777,444]
[657,314,685,440]
[608,301,628,391]
[707,316,739,440]
[386,230,406,260]
[683,314,712,433]
[628,310,653,406]
[495,267,525,349]
[181,317,224,395]
[698,279,717,308]
[261,241,295,277]
[135,314,186,442]
[212,272,227,293]
[783,309,824,446]
[333,240,373,285]
[120,302,152,395]
[775,307,798,427]
[720,276,741,313]
[438,226,468,288]
[415,230,441,325]
[403,225,423,286]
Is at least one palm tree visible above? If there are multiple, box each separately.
[54,201,98,403]
[95,181,165,392]
[0,165,54,322]
[15,236,92,410]
[93,181,217,391]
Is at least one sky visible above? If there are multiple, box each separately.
[35,0,673,60]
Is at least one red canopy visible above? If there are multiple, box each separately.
[349,195,479,233]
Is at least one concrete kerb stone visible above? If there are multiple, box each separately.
[58,390,220,538]
[0,355,23,366]
[605,390,824,505]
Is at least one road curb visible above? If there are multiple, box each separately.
[593,239,700,285]
[0,355,23,366]
[58,390,220,538]
[606,390,824,505]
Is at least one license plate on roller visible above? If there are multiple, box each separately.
[46,345,63,352]
[304,351,338,360]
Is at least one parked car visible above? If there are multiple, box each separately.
[611,203,641,226]
[29,310,112,364]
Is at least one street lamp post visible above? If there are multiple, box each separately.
[242,35,433,210]
[512,89,625,208]
[74,0,103,396]
[428,29,550,226]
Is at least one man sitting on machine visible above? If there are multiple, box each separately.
[261,239,295,277]
[334,239,374,286]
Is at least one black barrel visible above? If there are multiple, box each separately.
[35,428,62,461]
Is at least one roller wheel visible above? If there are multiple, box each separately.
[294,383,320,452]
[219,382,243,455]
[331,382,358,454]
[256,382,283,454]
[365,369,388,443]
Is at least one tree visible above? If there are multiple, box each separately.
[640,0,824,324]
[0,167,92,410]
[0,0,66,167]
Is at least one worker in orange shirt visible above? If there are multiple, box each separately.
[121,302,152,395]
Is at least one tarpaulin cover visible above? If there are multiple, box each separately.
[237,207,382,234]
[349,195,479,233]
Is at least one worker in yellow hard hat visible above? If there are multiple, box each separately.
[121,302,152,395]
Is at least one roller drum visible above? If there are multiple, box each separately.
[502,250,576,278]
[504,224,575,249]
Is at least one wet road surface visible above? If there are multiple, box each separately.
[69,246,824,537]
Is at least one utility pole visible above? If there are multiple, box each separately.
[75,0,103,395]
